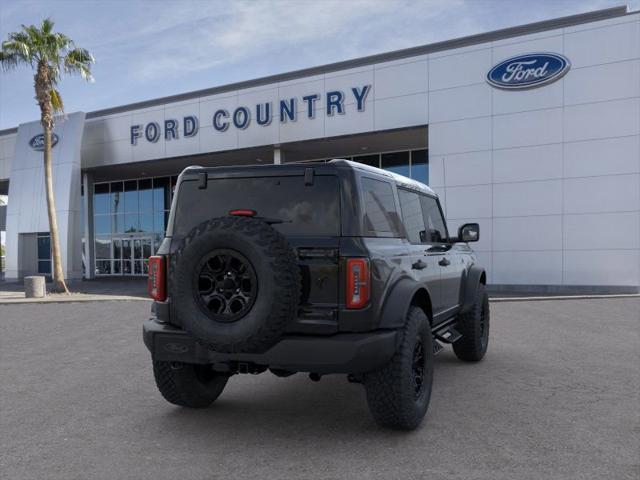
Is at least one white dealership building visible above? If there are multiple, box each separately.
[0,6,639,293]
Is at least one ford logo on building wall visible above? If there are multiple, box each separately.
[29,133,59,151]
[487,53,570,90]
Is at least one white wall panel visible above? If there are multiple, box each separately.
[492,80,563,115]
[493,251,563,285]
[103,139,132,165]
[199,124,238,153]
[373,93,428,131]
[564,60,640,106]
[493,108,563,149]
[428,84,491,123]
[564,20,640,68]
[279,113,325,144]
[444,184,492,219]
[82,120,105,145]
[374,60,427,100]
[102,114,133,143]
[493,143,562,183]
[564,98,640,142]
[473,251,493,283]
[563,250,640,286]
[564,135,640,178]
[563,174,640,214]
[429,116,491,155]
[0,134,16,159]
[493,180,562,217]
[325,103,374,138]
[428,48,492,90]
[564,212,640,250]
[441,150,492,186]
[493,215,562,251]
[491,33,563,60]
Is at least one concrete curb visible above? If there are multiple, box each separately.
[490,293,640,302]
[0,295,150,305]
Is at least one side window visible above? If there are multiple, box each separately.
[398,189,426,244]
[361,177,401,235]
[420,195,448,243]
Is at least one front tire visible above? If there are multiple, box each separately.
[453,283,489,362]
[363,306,434,430]
[153,361,229,408]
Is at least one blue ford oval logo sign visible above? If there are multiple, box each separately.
[29,133,59,151]
[487,53,570,90]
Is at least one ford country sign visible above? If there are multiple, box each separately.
[29,133,59,151]
[487,53,570,90]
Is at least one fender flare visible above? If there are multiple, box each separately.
[460,266,486,314]
[378,277,433,329]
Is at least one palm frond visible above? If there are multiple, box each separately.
[0,51,20,70]
[41,17,54,35]
[64,47,94,81]
[50,88,64,113]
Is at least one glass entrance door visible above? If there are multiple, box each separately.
[112,236,152,276]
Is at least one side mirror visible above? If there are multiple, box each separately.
[458,223,480,242]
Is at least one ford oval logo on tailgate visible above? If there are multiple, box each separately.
[487,53,570,90]
[29,133,59,151]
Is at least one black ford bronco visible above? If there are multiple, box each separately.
[143,159,488,430]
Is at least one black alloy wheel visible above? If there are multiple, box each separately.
[195,249,257,322]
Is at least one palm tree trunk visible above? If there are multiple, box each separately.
[43,123,69,294]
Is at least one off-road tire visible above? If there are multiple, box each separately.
[153,361,229,408]
[453,283,489,362]
[170,216,300,353]
[363,306,434,430]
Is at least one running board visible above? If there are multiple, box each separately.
[433,326,462,344]
[433,341,444,355]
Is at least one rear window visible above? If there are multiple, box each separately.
[361,177,402,236]
[172,175,340,236]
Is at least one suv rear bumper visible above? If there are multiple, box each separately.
[143,318,397,374]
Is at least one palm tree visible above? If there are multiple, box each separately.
[0,18,94,293]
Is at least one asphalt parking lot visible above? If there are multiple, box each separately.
[1,297,638,480]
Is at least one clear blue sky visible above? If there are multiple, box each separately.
[0,0,634,130]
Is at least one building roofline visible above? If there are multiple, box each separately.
[0,5,631,136]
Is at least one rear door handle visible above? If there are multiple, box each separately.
[438,257,450,267]
[412,260,427,270]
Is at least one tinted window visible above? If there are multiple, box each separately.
[382,151,410,178]
[174,175,340,236]
[420,195,448,243]
[361,177,401,235]
[398,189,426,243]
[411,149,428,185]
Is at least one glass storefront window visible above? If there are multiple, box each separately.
[93,175,174,276]
[124,213,139,233]
[382,151,410,177]
[37,232,51,275]
[95,215,111,235]
[111,182,123,215]
[94,183,110,214]
[411,149,428,185]
[352,154,380,168]
[95,236,111,259]
[140,213,153,232]
[139,179,153,212]
[124,180,138,213]
[153,178,170,211]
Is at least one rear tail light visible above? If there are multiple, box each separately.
[229,209,256,217]
[346,258,370,309]
[148,255,166,301]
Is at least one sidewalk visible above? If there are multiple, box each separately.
[0,277,150,304]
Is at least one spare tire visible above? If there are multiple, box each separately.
[170,216,300,353]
